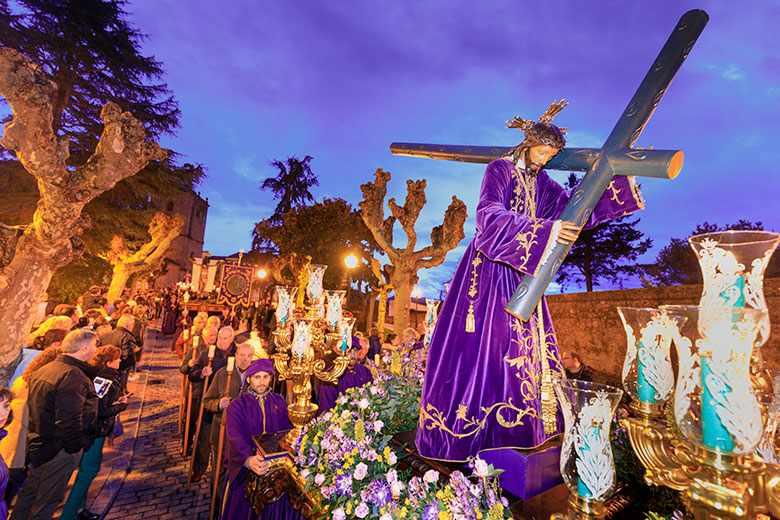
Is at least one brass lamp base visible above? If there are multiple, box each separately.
[551,494,607,519]
[285,402,318,445]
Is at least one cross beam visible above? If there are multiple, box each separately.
[389,9,708,320]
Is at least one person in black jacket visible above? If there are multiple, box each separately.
[188,326,235,482]
[10,329,98,520]
[99,315,138,392]
[60,345,128,520]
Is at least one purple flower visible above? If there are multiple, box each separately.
[423,503,439,520]
[335,474,353,495]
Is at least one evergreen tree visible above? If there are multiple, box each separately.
[645,219,777,286]
[0,0,179,160]
[556,173,652,292]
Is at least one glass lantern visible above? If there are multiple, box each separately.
[325,290,346,331]
[616,307,682,417]
[554,379,623,505]
[689,230,779,347]
[306,264,328,305]
[424,299,440,348]
[337,316,356,353]
[274,285,297,326]
[662,305,765,455]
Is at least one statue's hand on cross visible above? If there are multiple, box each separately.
[557,221,582,246]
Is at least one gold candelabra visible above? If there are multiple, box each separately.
[271,319,349,445]
[622,407,780,519]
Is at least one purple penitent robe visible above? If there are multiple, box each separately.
[222,390,300,520]
[416,158,644,462]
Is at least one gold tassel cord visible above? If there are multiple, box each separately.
[537,303,557,435]
[465,303,476,333]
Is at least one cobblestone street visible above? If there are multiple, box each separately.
[86,329,211,520]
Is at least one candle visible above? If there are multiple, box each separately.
[700,354,734,452]
[183,329,190,340]
[636,341,655,404]
[227,356,235,372]
[208,344,216,359]
[193,336,200,348]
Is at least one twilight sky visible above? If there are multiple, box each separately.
[127,0,779,296]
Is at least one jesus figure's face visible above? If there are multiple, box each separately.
[527,145,560,173]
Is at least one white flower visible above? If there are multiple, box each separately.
[373,420,384,432]
[314,473,325,486]
[380,514,393,520]
[386,469,398,483]
[391,481,404,499]
[333,507,346,520]
[354,462,368,481]
[321,439,331,450]
[355,502,370,518]
[336,395,348,405]
[423,469,439,484]
[387,451,397,465]
[370,385,380,395]
[358,398,370,410]
[473,458,490,478]
[300,468,310,479]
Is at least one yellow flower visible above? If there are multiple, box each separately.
[438,512,452,520]
[400,507,408,518]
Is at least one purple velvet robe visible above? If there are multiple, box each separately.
[222,391,300,520]
[316,363,373,416]
[416,158,644,461]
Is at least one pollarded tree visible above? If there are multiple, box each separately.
[0,48,165,382]
[360,168,467,333]
[103,211,184,301]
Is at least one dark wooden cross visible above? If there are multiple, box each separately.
[390,9,709,320]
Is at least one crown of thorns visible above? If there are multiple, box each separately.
[506,99,568,149]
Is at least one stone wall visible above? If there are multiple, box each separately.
[547,278,780,381]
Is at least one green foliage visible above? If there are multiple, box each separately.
[47,254,111,303]
[644,219,777,287]
[556,174,652,292]
[0,0,179,160]
[253,197,377,289]
[612,421,686,518]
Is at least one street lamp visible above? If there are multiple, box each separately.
[344,253,358,270]
[256,268,268,280]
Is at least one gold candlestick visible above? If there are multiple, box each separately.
[272,322,349,445]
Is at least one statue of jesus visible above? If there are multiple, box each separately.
[416,100,645,461]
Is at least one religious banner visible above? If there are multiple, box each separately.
[217,263,254,307]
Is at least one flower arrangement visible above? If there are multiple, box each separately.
[294,374,511,519]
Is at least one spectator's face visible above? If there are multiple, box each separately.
[248,372,271,394]
[561,352,579,371]
[203,329,218,345]
[217,329,234,350]
[108,357,121,369]
[235,345,253,370]
[0,397,10,428]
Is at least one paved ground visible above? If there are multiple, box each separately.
[86,328,212,520]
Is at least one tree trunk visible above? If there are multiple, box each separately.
[107,264,134,302]
[0,239,58,381]
[365,290,375,333]
[390,269,414,334]
[377,287,388,335]
[584,243,594,292]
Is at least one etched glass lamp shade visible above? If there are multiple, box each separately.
[554,379,623,503]
[617,307,681,417]
[662,305,765,455]
[306,264,328,304]
[274,285,296,326]
[424,299,440,347]
[689,230,779,347]
[325,290,346,331]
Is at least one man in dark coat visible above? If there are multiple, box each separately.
[188,326,236,482]
[99,314,138,392]
[11,329,99,520]
[203,341,254,517]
